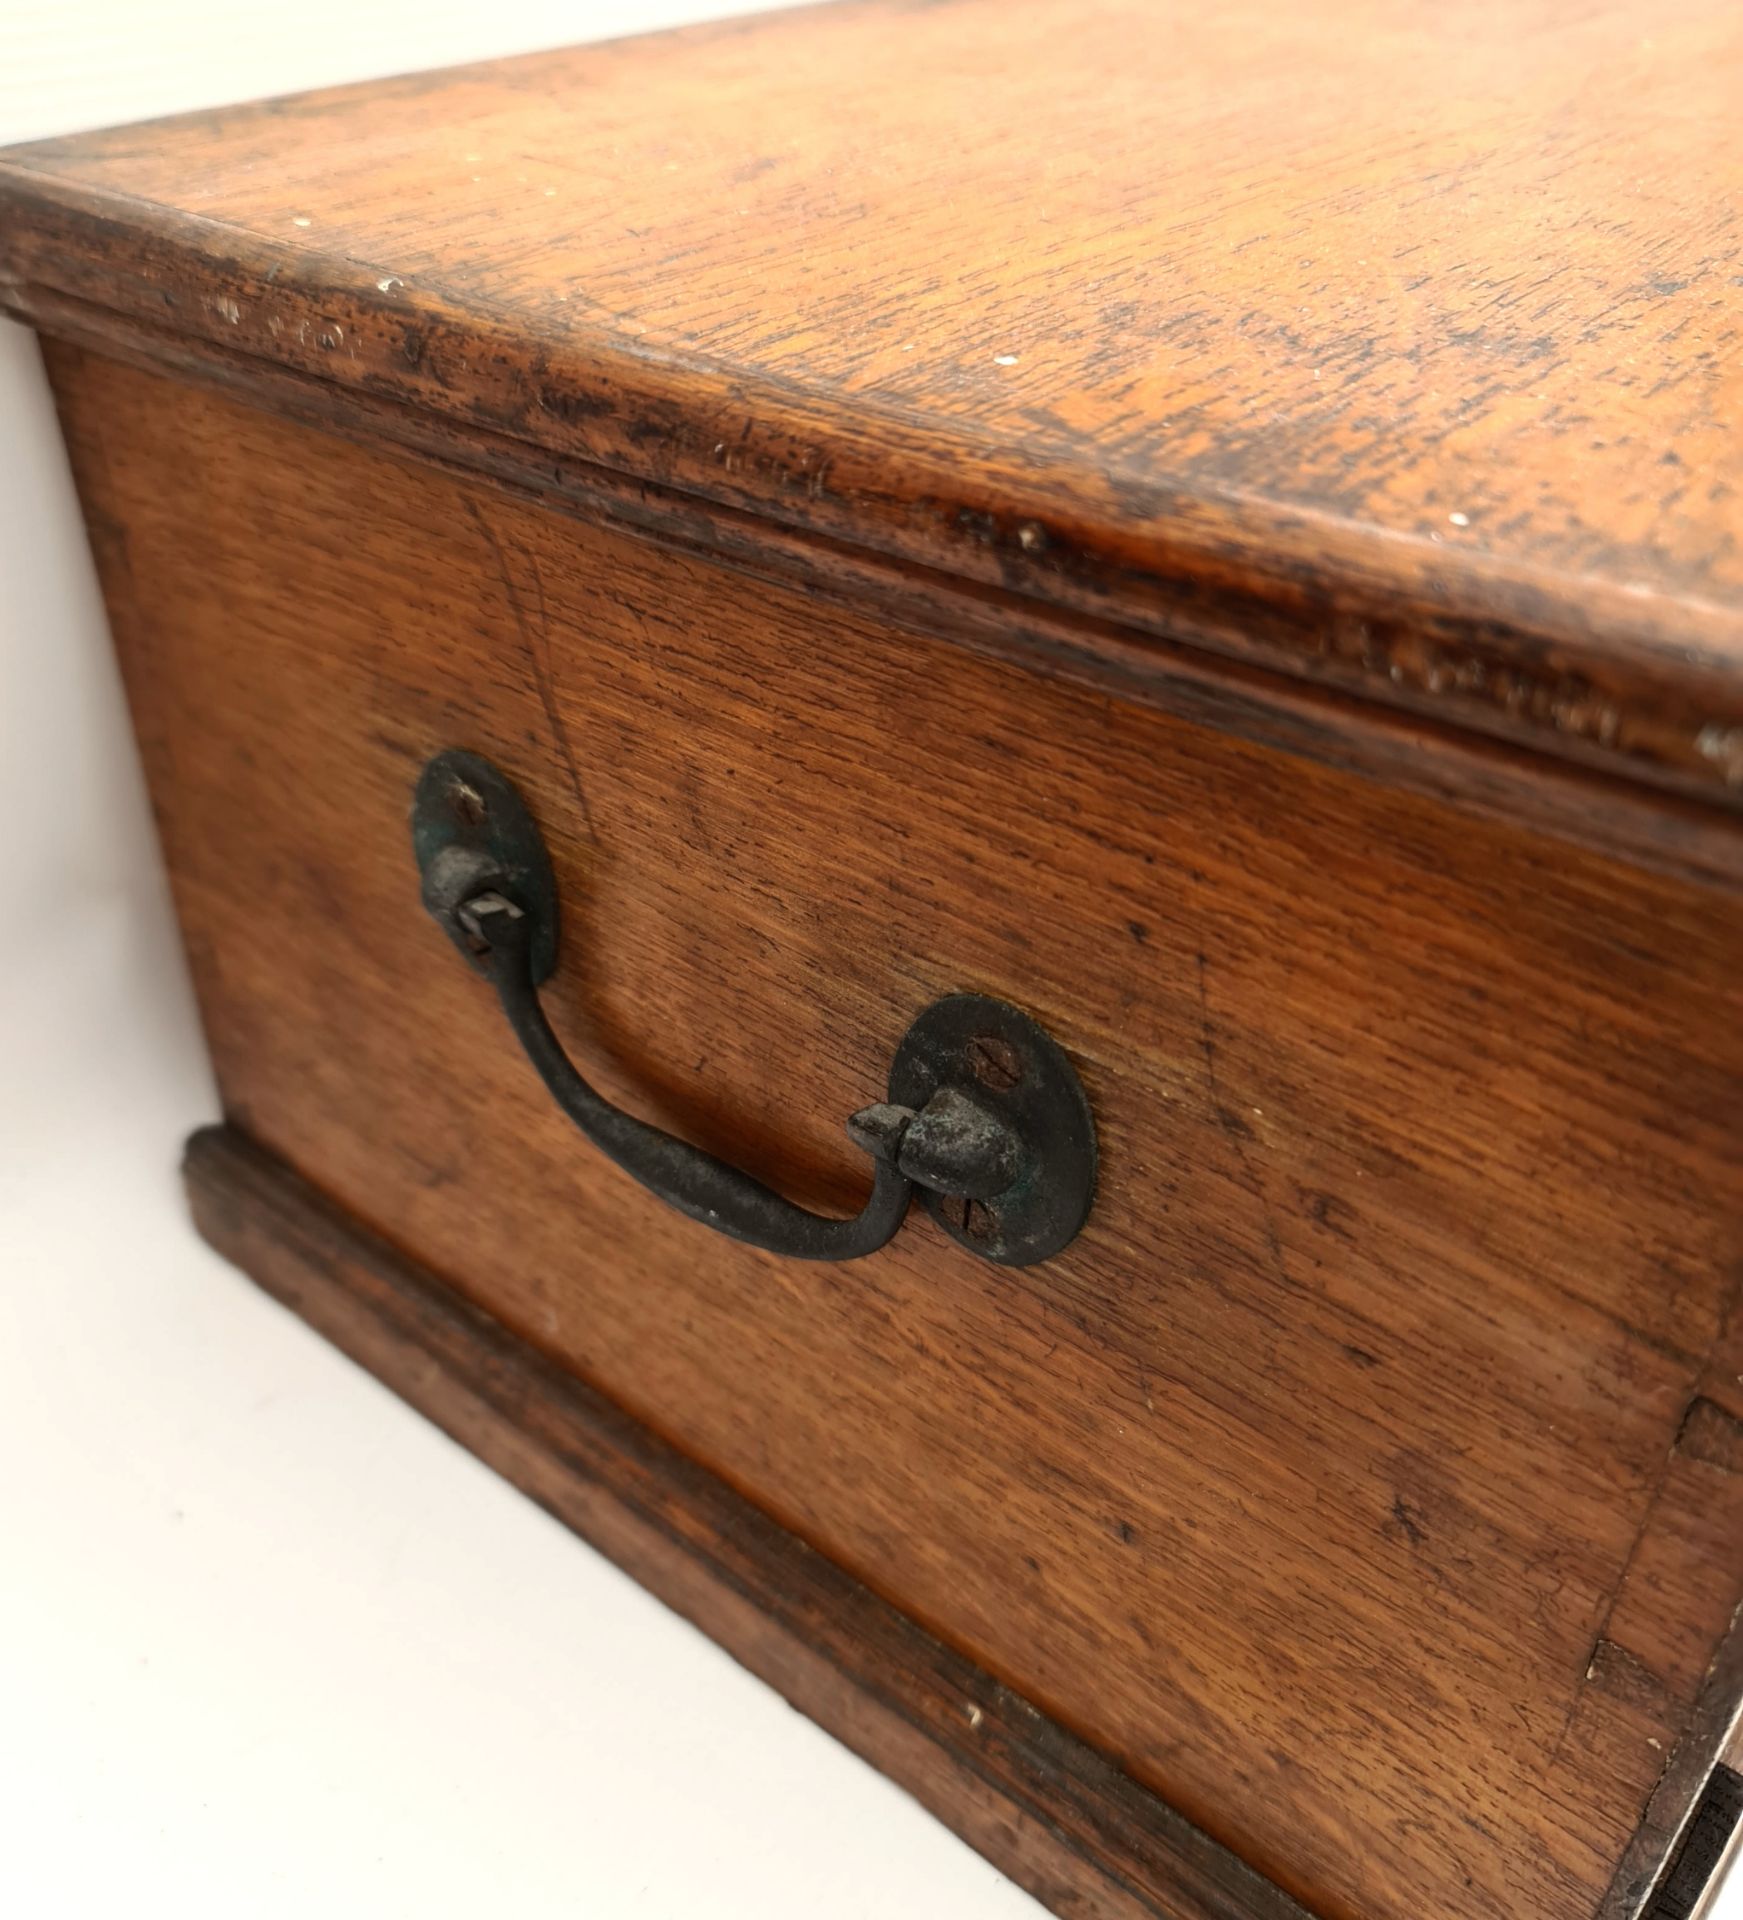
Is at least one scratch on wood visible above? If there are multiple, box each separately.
[1194,948,1292,1290]
[464,495,595,843]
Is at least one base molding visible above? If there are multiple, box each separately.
[183,1124,1309,1920]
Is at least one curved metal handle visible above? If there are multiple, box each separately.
[413,750,1097,1267]
[458,889,918,1260]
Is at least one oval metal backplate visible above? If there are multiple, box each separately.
[411,749,559,984]
[889,993,1097,1266]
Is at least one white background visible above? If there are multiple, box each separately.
[0,4,1037,1916]
[0,5,1733,1917]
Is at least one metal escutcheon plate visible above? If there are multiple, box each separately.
[411,748,559,984]
[888,993,1097,1267]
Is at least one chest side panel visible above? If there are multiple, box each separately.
[55,346,1743,1920]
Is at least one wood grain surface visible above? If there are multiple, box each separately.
[53,347,1743,1920]
[183,1123,1318,1920]
[14,277,1743,899]
[4,0,1743,805]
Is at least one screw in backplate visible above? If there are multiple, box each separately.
[448,779,487,828]
[939,1194,997,1240]
[967,1034,1023,1091]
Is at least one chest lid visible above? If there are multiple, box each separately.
[3,0,1741,839]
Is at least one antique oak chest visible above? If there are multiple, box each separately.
[4,3,1741,1915]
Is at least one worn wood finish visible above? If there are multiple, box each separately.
[13,278,1743,898]
[52,348,1743,1920]
[4,0,1743,813]
[182,1123,1315,1920]
[13,6,1743,1912]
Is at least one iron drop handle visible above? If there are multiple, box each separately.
[413,750,1096,1267]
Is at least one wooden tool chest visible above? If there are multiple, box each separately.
[3,4,1739,1915]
